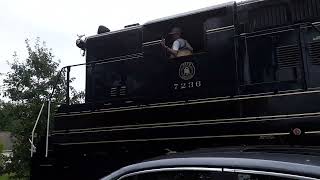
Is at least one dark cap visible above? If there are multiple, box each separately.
[168,27,182,35]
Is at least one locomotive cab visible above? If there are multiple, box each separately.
[84,2,237,105]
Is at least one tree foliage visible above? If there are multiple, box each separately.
[0,142,4,174]
[3,39,68,104]
[0,102,19,132]
[0,136,11,176]
[1,38,83,178]
[0,143,3,153]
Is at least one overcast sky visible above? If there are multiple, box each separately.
[0,0,238,92]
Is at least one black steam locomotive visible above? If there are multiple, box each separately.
[31,0,320,179]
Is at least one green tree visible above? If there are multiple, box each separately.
[0,143,3,153]
[0,142,4,174]
[0,142,10,176]
[1,38,83,179]
[4,39,67,103]
[0,101,18,132]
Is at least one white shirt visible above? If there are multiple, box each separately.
[171,38,193,51]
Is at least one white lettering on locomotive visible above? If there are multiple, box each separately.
[173,81,202,90]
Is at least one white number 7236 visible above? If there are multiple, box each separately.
[173,81,202,90]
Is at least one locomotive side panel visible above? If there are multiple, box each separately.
[84,3,237,104]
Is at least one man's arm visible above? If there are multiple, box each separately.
[161,39,179,57]
[165,46,178,57]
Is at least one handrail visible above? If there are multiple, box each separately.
[30,102,45,157]
[45,100,51,157]
[30,100,52,158]
[29,66,70,157]
[30,56,125,158]
[29,64,79,157]
[48,67,65,100]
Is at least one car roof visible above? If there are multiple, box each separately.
[102,146,320,179]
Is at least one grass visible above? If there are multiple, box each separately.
[0,175,9,180]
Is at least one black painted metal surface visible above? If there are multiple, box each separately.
[31,0,320,179]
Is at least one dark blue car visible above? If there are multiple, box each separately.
[102,146,320,180]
